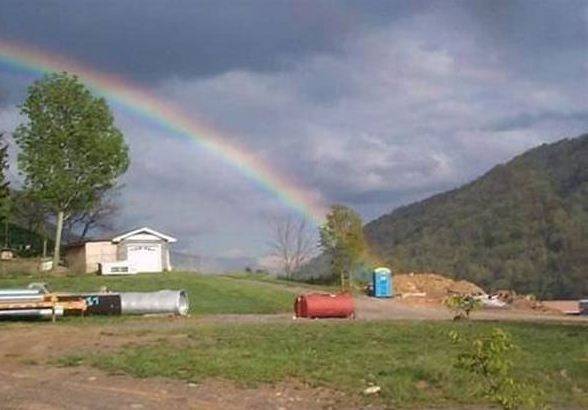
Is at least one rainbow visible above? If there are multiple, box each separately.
[0,39,328,223]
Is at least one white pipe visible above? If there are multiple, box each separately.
[0,289,43,296]
[119,290,189,316]
[0,295,46,302]
[0,308,62,318]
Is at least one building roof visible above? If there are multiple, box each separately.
[111,227,177,243]
[64,238,113,249]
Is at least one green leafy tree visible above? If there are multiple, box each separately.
[320,204,366,290]
[14,72,129,268]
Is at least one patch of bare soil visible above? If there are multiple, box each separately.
[0,322,361,410]
[542,300,581,314]
[394,273,485,298]
[353,295,588,323]
[387,273,574,318]
[0,320,176,363]
[490,289,563,315]
[0,364,356,410]
[354,296,452,321]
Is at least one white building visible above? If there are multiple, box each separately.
[65,227,177,274]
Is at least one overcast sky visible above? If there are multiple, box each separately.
[0,1,586,269]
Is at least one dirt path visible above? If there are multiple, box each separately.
[354,296,588,323]
[229,277,588,324]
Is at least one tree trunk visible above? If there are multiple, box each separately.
[347,270,352,292]
[42,237,47,258]
[52,210,64,270]
[80,221,91,239]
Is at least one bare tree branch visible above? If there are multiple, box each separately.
[64,185,122,240]
[268,215,317,279]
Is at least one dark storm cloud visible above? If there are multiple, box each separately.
[0,0,429,82]
[160,0,587,224]
[488,111,588,133]
[0,0,586,264]
[461,0,587,80]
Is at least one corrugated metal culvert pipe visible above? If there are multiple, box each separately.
[119,290,189,316]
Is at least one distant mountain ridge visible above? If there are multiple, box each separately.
[364,134,588,299]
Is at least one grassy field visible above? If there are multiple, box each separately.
[3,272,587,407]
[61,320,588,408]
[0,272,297,314]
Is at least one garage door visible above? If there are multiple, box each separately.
[127,244,162,272]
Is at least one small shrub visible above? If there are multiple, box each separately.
[444,294,481,320]
[449,328,545,409]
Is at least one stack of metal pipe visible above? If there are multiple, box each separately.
[0,287,86,320]
[0,288,48,318]
[0,285,189,320]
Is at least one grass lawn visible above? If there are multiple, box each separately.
[226,272,339,291]
[0,272,296,314]
[64,320,588,408]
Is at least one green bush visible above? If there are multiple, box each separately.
[444,294,481,320]
[449,328,545,409]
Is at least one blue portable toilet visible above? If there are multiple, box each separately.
[372,267,393,298]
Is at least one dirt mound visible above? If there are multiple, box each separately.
[395,273,485,298]
[492,289,561,314]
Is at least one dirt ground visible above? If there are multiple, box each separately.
[354,295,587,323]
[1,298,586,409]
[0,364,353,410]
[0,321,358,410]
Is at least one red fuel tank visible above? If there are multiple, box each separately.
[294,293,355,319]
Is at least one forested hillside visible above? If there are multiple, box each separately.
[364,134,588,299]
